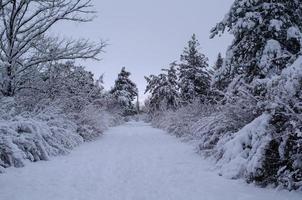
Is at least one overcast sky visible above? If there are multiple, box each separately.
[57,0,234,100]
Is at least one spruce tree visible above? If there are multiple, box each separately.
[111,67,138,115]
[179,34,211,103]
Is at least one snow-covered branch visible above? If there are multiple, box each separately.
[0,0,104,96]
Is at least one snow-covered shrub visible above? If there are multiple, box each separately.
[216,114,272,180]
[74,100,123,141]
[150,101,207,138]
[0,97,123,171]
[0,97,23,120]
[0,114,83,169]
[150,93,257,150]
[0,78,125,171]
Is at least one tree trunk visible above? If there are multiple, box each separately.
[2,64,14,97]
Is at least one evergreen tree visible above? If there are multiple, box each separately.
[212,53,226,91]
[162,62,181,110]
[213,53,223,71]
[145,62,180,112]
[211,0,302,189]
[179,34,211,103]
[210,0,302,93]
[111,67,138,115]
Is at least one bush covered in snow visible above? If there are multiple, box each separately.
[0,95,124,171]
[0,114,82,169]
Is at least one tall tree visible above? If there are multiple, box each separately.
[212,53,226,91]
[210,0,302,189]
[210,0,302,94]
[111,67,138,115]
[179,34,211,103]
[145,62,180,112]
[213,53,223,71]
[0,0,105,97]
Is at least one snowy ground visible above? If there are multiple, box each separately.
[0,121,301,200]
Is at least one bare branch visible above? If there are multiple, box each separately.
[0,0,104,96]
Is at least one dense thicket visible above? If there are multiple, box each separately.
[145,0,302,191]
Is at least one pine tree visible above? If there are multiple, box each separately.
[212,53,226,91]
[213,53,223,71]
[211,0,302,189]
[111,67,138,116]
[162,62,181,110]
[145,62,180,112]
[210,0,302,93]
[179,34,211,103]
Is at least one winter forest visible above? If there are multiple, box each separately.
[0,0,302,199]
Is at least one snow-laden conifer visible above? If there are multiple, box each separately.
[111,67,138,116]
[179,34,211,103]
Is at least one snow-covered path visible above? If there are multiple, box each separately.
[0,121,300,200]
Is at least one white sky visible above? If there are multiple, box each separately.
[56,0,234,100]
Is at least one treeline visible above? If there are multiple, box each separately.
[0,0,137,171]
[145,0,302,191]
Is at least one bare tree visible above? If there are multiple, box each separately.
[0,0,105,96]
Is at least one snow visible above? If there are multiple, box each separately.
[0,116,83,168]
[280,55,302,96]
[217,114,272,179]
[269,19,283,32]
[0,96,123,170]
[0,121,301,200]
[260,39,282,73]
[287,26,302,41]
